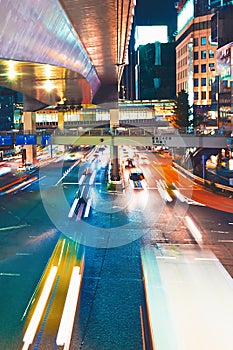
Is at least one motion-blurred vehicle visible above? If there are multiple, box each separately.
[129,168,147,189]
[17,163,35,172]
[138,155,150,165]
[0,164,12,176]
[64,152,83,161]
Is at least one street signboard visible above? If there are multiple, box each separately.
[15,134,37,145]
[0,135,13,146]
[41,134,52,146]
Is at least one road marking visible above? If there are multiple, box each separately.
[218,240,233,243]
[16,253,32,256]
[0,272,20,276]
[195,257,219,261]
[0,224,30,231]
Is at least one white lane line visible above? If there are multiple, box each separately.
[195,258,219,261]
[22,266,57,350]
[0,224,30,231]
[228,223,233,225]
[16,253,32,256]
[0,272,20,276]
[218,240,233,243]
[68,198,79,218]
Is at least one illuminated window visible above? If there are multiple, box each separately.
[209,50,214,58]
[201,64,206,73]
[209,62,215,71]
[194,51,199,60]
[201,50,206,59]
[194,65,199,73]
[201,37,206,45]
[201,78,206,86]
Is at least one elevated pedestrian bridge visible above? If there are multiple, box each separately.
[36,128,231,148]
[0,0,135,109]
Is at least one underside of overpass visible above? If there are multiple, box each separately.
[0,0,135,110]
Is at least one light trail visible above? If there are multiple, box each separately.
[84,198,92,217]
[56,266,81,348]
[22,266,57,349]
[0,224,30,231]
[89,170,96,185]
[184,215,202,243]
[58,239,66,266]
[68,198,79,218]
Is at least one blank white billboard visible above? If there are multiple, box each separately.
[135,25,168,50]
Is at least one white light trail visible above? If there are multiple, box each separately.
[185,215,202,243]
[56,267,81,348]
[84,199,92,217]
[22,266,57,349]
[89,170,96,185]
[78,174,85,185]
[68,198,79,218]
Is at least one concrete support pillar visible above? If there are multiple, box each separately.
[109,108,119,130]
[58,111,65,131]
[109,109,120,180]
[23,111,37,164]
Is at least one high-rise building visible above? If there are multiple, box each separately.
[176,0,233,128]
[0,87,16,131]
[121,25,176,101]
[137,42,176,100]
[176,13,217,117]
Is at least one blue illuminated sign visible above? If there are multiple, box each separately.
[15,134,37,145]
[0,135,13,146]
[41,134,52,146]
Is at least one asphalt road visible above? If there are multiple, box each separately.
[0,148,232,350]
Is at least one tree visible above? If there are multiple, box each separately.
[172,90,191,131]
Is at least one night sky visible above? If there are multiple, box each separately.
[135,0,177,38]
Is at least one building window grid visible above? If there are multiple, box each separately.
[176,16,216,104]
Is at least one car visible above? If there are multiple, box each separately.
[17,163,35,172]
[64,152,83,161]
[129,168,147,189]
[138,155,149,165]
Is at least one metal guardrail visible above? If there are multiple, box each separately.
[173,162,233,193]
